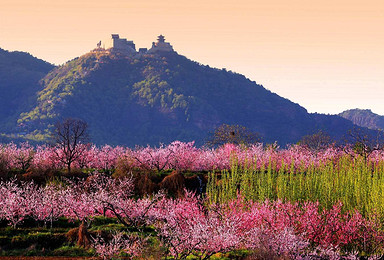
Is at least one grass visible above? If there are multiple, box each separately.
[0,220,98,257]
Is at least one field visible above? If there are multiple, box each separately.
[1,141,384,259]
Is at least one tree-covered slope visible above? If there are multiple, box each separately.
[339,109,384,130]
[16,50,357,146]
[0,48,54,132]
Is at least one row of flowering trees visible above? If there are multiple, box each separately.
[0,174,383,259]
[1,141,384,173]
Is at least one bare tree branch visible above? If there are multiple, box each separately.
[206,124,261,148]
[54,118,89,173]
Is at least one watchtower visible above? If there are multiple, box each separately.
[104,34,137,54]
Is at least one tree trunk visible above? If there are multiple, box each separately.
[77,220,90,248]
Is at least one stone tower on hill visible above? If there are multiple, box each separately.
[148,35,174,53]
[103,34,136,54]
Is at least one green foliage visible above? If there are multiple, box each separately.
[51,245,94,257]
[132,76,188,109]
[89,223,126,232]
[91,216,120,226]
[10,232,66,249]
[207,155,384,218]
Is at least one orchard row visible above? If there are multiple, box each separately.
[1,141,384,173]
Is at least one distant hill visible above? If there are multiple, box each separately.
[0,48,54,132]
[12,49,359,146]
[339,109,384,130]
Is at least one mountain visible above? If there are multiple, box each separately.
[0,48,54,133]
[339,109,384,130]
[11,47,360,146]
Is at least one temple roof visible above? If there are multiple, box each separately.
[157,35,165,43]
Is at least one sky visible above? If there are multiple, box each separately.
[0,0,383,115]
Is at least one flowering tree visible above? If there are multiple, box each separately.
[154,192,243,259]
[92,231,144,259]
[31,184,68,227]
[133,144,173,171]
[0,175,383,257]
[0,179,38,227]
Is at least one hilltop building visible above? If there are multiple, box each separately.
[102,34,136,54]
[97,34,174,55]
[147,35,174,53]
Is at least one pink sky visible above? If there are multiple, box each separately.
[0,0,383,115]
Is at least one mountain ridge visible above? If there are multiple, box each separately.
[0,45,368,146]
[339,109,384,130]
[0,48,54,134]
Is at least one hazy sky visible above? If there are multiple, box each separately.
[1,0,383,115]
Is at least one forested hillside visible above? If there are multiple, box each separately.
[15,50,359,146]
[0,48,54,134]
